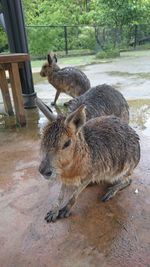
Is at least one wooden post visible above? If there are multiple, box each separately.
[9,63,26,126]
[0,67,14,115]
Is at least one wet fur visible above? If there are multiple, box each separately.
[68,84,129,123]
[39,106,140,222]
[40,54,91,104]
[41,115,140,185]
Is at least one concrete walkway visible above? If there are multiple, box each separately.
[0,51,150,267]
[0,122,150,267]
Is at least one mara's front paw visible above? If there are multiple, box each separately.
[45,209,59,223]
[58,206,71,219]
[45,206,71,223]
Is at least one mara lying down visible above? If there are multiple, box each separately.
[37,99,140,223]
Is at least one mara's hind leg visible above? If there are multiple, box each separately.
[101,176,132,202]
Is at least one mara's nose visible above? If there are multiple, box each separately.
[40,71,45,77]
[39,165,52,177]
[45,170,52,176]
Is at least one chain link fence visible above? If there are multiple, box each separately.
[0,24,150,58]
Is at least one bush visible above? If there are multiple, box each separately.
[78,27,95,50]
[96,49,120,59]
[26,27,65,57]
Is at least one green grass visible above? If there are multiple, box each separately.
[31,60,45,68]
[31,54,110,69]
[96,49,120,59]
[31,49,150,69]
[121,49,150,57]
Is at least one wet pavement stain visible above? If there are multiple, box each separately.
[106,71,150,80]
[0,51,150,267]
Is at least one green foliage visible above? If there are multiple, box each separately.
[22,0,150,56]
[0,27,7,52]
[67,27,95,50]
[96,48,120,59]
[26,26,96,56]
[26,27,65,57]
[92,0,150,27]
[23,0,150,27]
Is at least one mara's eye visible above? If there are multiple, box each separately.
[62,139,71,149]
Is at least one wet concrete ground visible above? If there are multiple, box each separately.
[0,50,150,267]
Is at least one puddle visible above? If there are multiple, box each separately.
[107,71,136,77]
[0,108,44,143]
[128,99,150,136]
[0,98,150,137]
[0,103,67,145]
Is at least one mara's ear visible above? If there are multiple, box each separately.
[36,97,57,121]
[53,53,57,63]
[65,105,86,133]
[47,54,53,66]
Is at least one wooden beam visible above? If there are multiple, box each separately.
[0,54,30,64]
[9,63,26,126]
[0,68,14,116]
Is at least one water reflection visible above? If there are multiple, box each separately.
[0,98,150,143]
[128,99,150,136]
[0,108,42,142]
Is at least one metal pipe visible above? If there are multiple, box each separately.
[1,0,36,108]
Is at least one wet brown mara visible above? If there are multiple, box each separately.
[40,53,91,105]
[67,84,129,123]
[37,99,140,223]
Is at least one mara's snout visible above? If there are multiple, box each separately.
[40,70,46,77]
[39,163,53,180]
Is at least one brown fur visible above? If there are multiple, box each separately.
[40,53,91,105]
[38,105,140,222]
[67,84,129,123]
[41,113,90,185]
